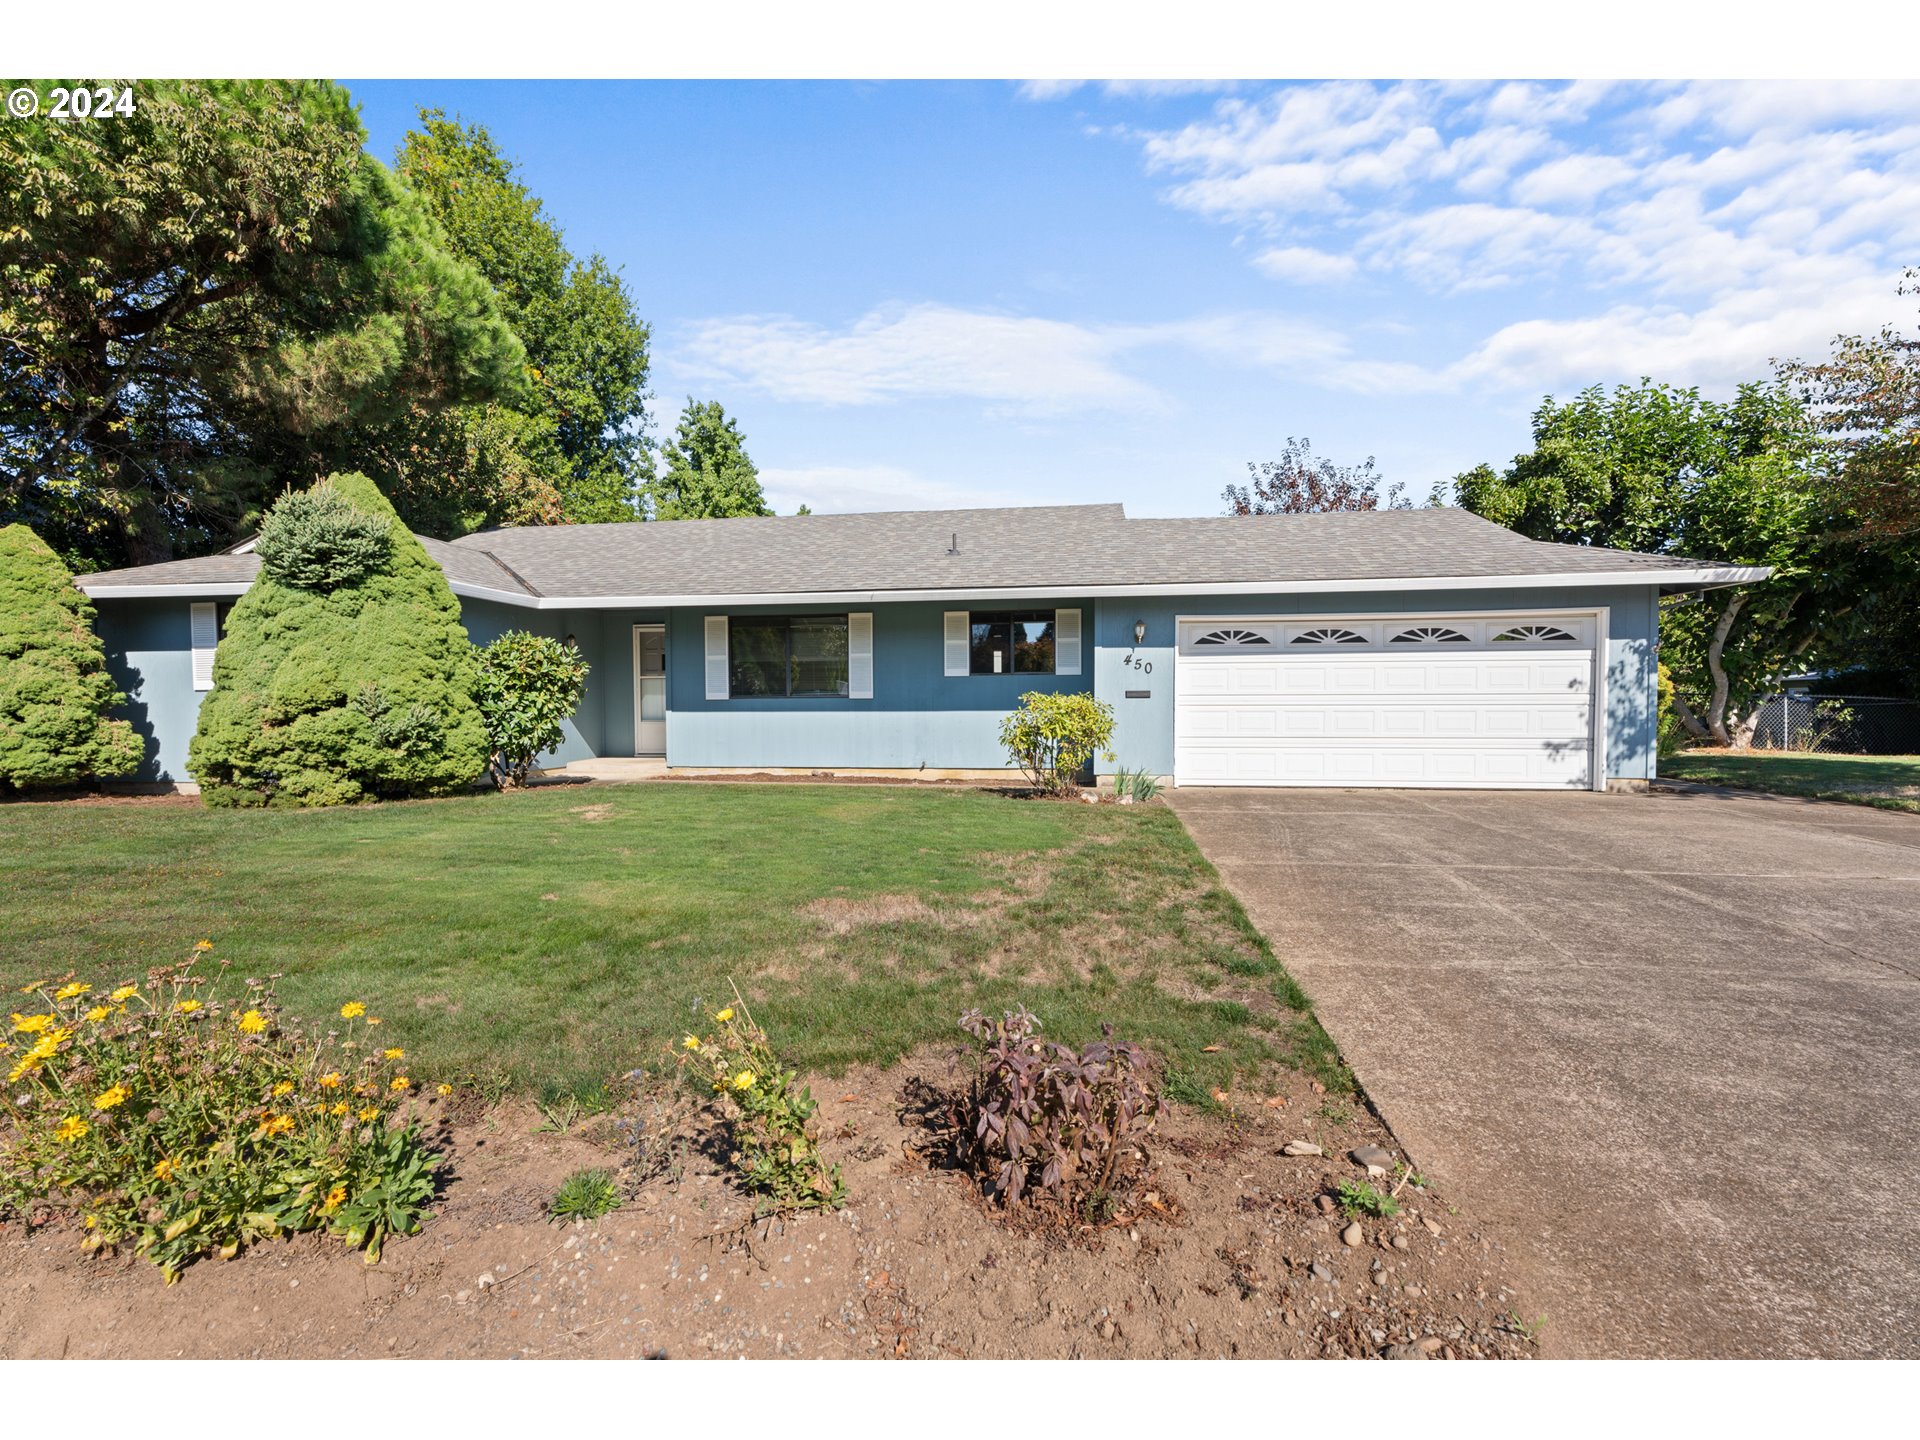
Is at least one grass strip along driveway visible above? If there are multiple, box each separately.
[1663,751,1920,814]
[2,785,1340,1102]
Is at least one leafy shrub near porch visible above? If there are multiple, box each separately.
[956,1006,1160,1214]
[0,524,142,789]
[675,995,845,1214]
[187,473,488,806]
[998,690,1116,795]
[0,944,436,1279]
[472,630,590,788]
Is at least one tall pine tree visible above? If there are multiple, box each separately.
[649,400,771,520]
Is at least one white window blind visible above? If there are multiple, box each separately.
[190,602,218,691]
[943,611,969,676]
[848,612,874,699]
[1055,607,1082,676]
[704,616,729,699]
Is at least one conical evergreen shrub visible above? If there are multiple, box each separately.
[0,524,143,788]
[188,473,487,806]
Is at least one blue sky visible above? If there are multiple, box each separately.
[346,79,1920,518]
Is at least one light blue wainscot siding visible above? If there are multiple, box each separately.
[1091,586,1662,783]
[663,601,1095,770]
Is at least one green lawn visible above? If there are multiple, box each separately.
[1,784,1341,1100]
[1662,751,1920,814]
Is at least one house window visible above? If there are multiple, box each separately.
[728,615,849,697]
[968,611,1056,675]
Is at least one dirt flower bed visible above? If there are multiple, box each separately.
[0,1053,1535,1359]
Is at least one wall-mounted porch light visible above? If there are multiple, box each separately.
[1133,619,1147,646]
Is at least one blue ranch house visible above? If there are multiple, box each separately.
[75,504,1764,792]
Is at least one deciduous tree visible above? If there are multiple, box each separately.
[649,400,771,520]
[1224,437,1408,514]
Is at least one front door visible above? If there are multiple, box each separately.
[632,624,666,755]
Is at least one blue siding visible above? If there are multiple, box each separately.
[93,598,206,782]
[1093,586,1660,782]
[664,601,1093,769]
[91,584,1663,785]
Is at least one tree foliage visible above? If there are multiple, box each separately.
[0,523,141,787]
[649,399,771,520]
[1453,380,1837,746]
[1781,267,1920,540]
[1224,437,1408,514]
[471,630,590,789]
[0,80,526,571]
[253,485,390,590]
[393,111,654,526]
[187,473,487,806]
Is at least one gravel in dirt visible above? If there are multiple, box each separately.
[0,1058,1537,1360]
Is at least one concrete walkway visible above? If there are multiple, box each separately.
[1166,784,1920,1358]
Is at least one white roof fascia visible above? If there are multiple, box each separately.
[76,565,1769,607]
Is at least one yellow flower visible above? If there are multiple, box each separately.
[436,1083,453,1096]
[30,1029,68,1057]
[10,1012,52,1034]
[321,1184,347,1213]
[318,1071,343,1089]
[383,1047,404,1060]
[732,1070,756,1091]
[154,1157,177,1181]
[390,1076,411,1092]
[86,1006,111,1023]
[92,1083,131,1110]
[7,1054,42,1083]
[715,1007,735,1023]
[272,1080,295,1097]
[330,1102,349,1116]
[236,1009,268,1035]
[339,1001,366,1019]
[174,999,202,1014]
[365,1017,382,1027]
[83,1214,97,1229]
[110,985,138,1002]
[194,940,214,952]
[357,1106,381,1123]
[54,1116,89,1143]
[55,982,91,1001]
[682,1035,701,1051]
[260,1114,296,1137]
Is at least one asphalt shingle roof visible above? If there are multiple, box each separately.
[76,503,1736,601]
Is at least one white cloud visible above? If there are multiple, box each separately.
[1251,245,1358,284]
[673,303,1377,415]
[1113,80,1920,392]
[757,464,1045,516]
[1018,79,1244,102]
[1509,153,1639,207]
[675,303,1165,414]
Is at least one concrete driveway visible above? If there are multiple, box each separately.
[1166,784,1920,1358]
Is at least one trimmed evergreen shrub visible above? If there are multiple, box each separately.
[472,630,590,789]
[187,473,488,806]
[0,524,142,788]
[253,485,391,590]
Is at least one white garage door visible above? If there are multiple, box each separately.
[1173,613,1599,789]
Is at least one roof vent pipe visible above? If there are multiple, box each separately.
[947,532,959,555]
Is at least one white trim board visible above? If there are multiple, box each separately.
[75,565,1769,609]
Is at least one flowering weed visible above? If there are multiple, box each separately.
[675,989,845,1215]
[0,944,439,1280]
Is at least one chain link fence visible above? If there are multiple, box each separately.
[1748,693,1920,755]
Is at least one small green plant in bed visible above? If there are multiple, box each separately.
[549,1167,621,1222]
[678,991,845,1215]
[1335,1178,1400,1219]
[0,943,437,1279]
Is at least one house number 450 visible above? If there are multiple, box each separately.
[1125,653,1153,674]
